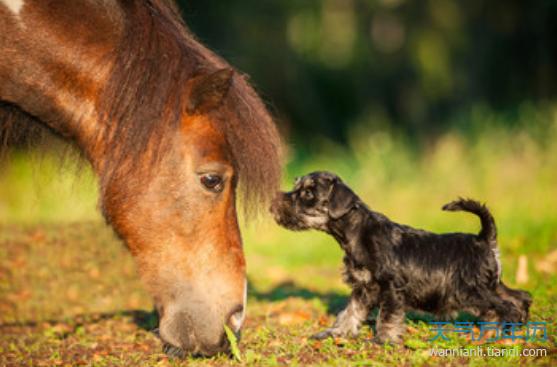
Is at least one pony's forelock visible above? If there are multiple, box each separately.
[97,0,282,216]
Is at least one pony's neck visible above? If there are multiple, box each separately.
[0,0,123,165]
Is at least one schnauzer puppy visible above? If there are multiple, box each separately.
[270,171,531,344]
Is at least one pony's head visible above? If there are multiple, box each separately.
[91,2,282,356]
[0,0,280,356]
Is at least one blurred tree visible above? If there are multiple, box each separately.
[178,0,557,143]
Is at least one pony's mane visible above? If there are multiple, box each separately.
[98,0,282,215]
[1,0,283,216]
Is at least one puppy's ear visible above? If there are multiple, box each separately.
[328,182,355,219]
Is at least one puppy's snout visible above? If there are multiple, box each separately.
[270,192,290,215]
[270,192,312,231]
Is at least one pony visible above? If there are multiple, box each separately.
[0,0,282,357]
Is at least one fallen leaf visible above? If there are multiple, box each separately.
[536,249,557,274]
[28,230,46,244]
[278,310,311,325]
[318,315,330,326]
[310,341,323,350]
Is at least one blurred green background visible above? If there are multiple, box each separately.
[0,0,557,258]
[1,1,556,365]
[1,0,556,289]
[1,0,555,295]
[181,0,557,145]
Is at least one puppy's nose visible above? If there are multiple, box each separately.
[269,192,285,212]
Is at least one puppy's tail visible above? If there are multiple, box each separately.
[442,198,497,246]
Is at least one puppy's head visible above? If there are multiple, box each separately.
[270,171,357,231]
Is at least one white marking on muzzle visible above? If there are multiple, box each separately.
[0,0,25,15]
[229,279,247,332]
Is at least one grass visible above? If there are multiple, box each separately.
[1,106,556,365]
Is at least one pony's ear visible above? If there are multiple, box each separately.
[186,68,234,114]
[328,182,355,219]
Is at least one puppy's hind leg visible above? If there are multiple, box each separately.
[312,286,376,340]
[479,292,525,339]
[496,282,532,324]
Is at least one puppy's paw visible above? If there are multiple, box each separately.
[372,334,403,345]
[311,327,359,340]
[310,329,335,340]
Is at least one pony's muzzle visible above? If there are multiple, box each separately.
[159,301,244,357]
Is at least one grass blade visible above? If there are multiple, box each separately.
[224,324,242,362]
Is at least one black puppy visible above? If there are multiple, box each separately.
[270,171,531,344]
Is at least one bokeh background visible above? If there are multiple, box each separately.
[1,1,556,365]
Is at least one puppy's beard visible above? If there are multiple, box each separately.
[299,214,329,231]
[270,197,330,231]
[278,211,329,231]
[271,204,310,231]
[275,213,311,231]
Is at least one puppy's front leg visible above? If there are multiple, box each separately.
[374,287,405,345]
[312,287,375,340]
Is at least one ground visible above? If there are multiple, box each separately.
[0,223,555,367]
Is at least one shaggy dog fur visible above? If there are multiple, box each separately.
[270,171,532,344]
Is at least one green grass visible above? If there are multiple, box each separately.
[1,107,556,365]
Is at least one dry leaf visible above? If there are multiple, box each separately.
[278,310,311,325]
[536,249,557,274]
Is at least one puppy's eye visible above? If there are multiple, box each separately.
[300,189,314,201]
[200,174,224,192]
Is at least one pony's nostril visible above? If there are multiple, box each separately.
[163,343,185,359]
[227,304,245,333]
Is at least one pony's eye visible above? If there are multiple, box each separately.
[200,174,224,192]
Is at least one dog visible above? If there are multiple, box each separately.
[270,171,532,344]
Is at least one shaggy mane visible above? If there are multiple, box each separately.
[1,0,283,216]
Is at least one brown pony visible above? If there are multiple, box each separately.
[0,0,282,357]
